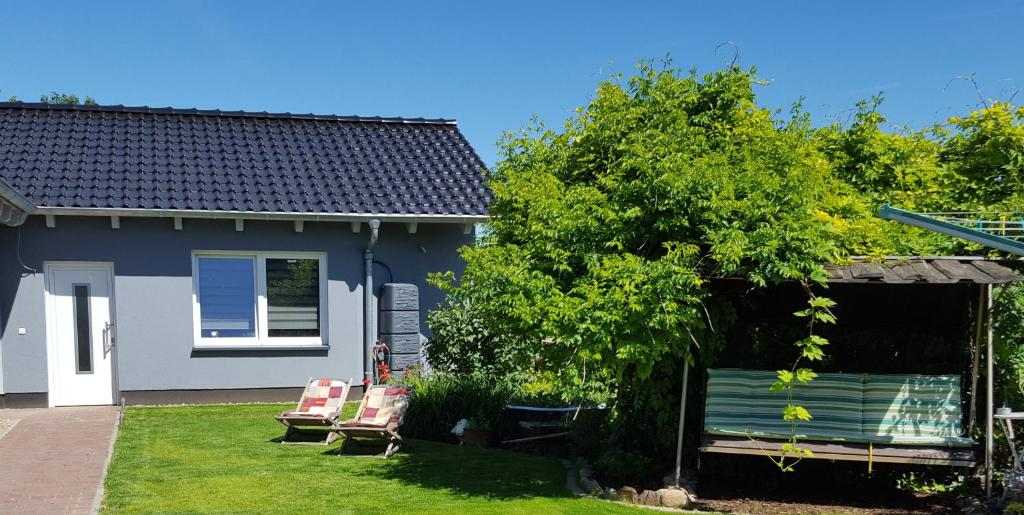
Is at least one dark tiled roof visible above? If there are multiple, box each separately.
[825,257,1022,284]
[0,102,490,216]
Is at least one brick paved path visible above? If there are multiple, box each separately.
[0,406,119,514]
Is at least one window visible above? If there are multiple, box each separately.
[73,284,93,373]
[266,258,321,337]
[192,251,327,348]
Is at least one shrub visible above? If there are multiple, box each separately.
[593,449,655,488]
[425,294,537,377]
[400,371,522,443]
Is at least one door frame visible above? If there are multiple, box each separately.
[43,261,118,407]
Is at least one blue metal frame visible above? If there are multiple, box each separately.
[878,204,1024,256]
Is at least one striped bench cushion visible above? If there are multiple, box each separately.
[704,369,974,447]
[704,368,865,442]
[862,374,973,447]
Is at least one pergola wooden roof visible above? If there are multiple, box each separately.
[825,257,1021,284]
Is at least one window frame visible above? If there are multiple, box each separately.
[191,250,328,350]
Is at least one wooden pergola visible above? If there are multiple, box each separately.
[672,256,1022,495]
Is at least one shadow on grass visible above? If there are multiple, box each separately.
[329,437,577,501]
[266,428,334,445]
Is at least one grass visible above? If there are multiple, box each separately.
[102,403,647,514]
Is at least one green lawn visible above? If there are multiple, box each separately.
[102,403,646,514]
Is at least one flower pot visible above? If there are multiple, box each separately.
[461,429,493,447]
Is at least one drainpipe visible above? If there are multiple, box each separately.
[363,219,381,388]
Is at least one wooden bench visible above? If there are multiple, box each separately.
[700,435,976,467]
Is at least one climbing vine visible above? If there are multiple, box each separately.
[768,286,836,471]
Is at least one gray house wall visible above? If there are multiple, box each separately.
[0,225,16,394]
[0,215,470,403]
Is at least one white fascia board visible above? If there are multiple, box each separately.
[0,180,35,214]
[33,206,489,225]
[0,179,34,226]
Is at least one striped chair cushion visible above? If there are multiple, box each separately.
[862,374,972,446]
[704,369,973,447]
[283,378,350,418]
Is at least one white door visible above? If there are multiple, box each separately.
[46,264,116,406]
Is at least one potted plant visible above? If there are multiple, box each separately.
[460,412,494,447]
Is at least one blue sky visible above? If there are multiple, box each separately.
[1,2,1021,166]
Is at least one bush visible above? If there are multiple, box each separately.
[424,294,537,377]
[400,371,522,443]
[592,449,655,488]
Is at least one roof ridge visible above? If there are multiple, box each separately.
[0,101,457,125]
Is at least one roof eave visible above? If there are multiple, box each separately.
[32,206,488,225]
[0,178,35,226]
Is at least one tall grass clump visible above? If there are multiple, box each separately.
[401,371,522,442]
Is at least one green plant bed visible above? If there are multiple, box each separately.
[102,403,645,514]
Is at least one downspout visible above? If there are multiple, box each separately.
[363,219,381,388]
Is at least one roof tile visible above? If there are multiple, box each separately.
[0,102,490,216]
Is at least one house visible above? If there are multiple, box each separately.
[0,102,489,408]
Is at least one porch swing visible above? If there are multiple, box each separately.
[695,255,1017,470]
[699,368,977,467]
[663,207,1024,495]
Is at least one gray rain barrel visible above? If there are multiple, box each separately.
[379,283,421,372]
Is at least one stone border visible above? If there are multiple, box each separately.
[92,406,122,514]
[564,457,695,511]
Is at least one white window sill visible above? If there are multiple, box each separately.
[192,343,329,351]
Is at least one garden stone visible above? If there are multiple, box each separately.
[617,486,638,503]
[638,489,661,506]
[658,488,691,509]
[663,472,698,494]
[581,477,602,493]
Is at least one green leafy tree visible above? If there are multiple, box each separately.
[427,61,1024,473]
[39,92,97,105]
[941,102,1024,209]
[430,62,885,457]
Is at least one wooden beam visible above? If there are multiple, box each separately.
[407,222,417,234]
[173,217,183,231]
[351,221,361,233]
[986,283,995,495]
[294,220,304,233]
[110,216,120,229]
[699,436,976,467]
[463,223,473,235]
[235,219,244,232]
[45,215,55,228]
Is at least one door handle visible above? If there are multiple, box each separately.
[103,321,116,356]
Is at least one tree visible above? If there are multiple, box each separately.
[39,92,97,105]
[3,91,98,104]
[429,63,890,454]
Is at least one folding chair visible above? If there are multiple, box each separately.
[331,385,413,458]
[274,377,353,445]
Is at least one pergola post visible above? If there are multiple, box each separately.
[969,286,985,434]
[985,283,995,497]
[674,359,690,488]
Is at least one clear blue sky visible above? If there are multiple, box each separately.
[1,2,1021,166]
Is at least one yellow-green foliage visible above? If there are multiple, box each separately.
[427,61,1024,456]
